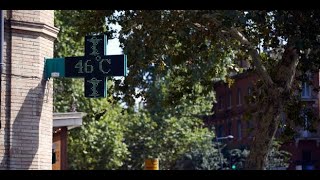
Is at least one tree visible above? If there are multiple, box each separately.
[173,136,226,170]
[266,140,291,170]
[55,10,320,169]
[120,65,217,170]
[119,110,215,170]
[224,140,291,170]
[114,10,320,169]
[227,148,250,170]
[54,10,130,169]
[68,104,129,170]
[54,10,219,170]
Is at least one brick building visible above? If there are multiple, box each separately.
[210,70,320,170]
[0,10,59,169]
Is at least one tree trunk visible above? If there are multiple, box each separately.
[244,100,282,170]
[220,28,299,170]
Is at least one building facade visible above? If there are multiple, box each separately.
[210,70,320,170]
[0,10,58,170]
[52,112,83,170]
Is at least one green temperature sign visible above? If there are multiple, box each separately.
[45,34,128,98]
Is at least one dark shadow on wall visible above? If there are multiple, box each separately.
[1,80,46,169]
[1,10,51,169]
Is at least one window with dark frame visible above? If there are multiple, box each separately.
[301,72,312,99]
[301,82,311,98]
[228,91,232,109]
[218,125,224,137]
[302,151,311,162]
[228,121,232,135]
[248,86,252,96]
[237,119,242,139]
[237,88,242,106]
[247,120,253,138]
[218,96,223,110]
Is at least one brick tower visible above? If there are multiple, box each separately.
[0,10,59,169]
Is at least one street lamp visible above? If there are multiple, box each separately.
[216,135,234,140]
[216,135,234,170]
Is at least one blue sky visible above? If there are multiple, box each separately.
[107,38,122,55]
[106,22,122,55]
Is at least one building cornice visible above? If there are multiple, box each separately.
[53,112,86,130]
[10,20,59,40]
[213,69,255,88]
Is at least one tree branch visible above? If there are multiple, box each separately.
[229,28,274,88]
[202,14,274,87]
[283,47,299,92]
